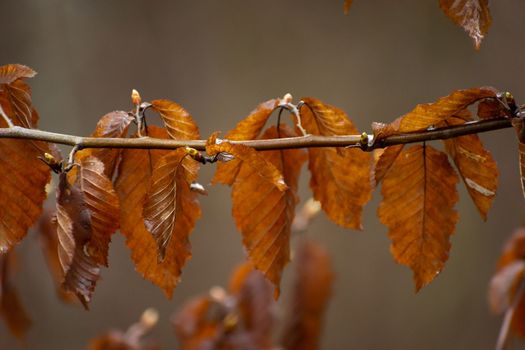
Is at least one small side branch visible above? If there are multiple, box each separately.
[0,117,513,152]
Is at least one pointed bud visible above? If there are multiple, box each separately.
[282,93,293,104]
[131,89,142,106]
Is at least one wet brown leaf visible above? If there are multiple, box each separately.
[378,144,459,291]
[226,126,306,296]
[281,239,334,350]
[211,99,278,186]
[300,97,371,229]
[439,0,491,49]
[443,115,498,220]
[0,251,31,340]
[56,170,99,308]
[115,126,199,297]
[143,148,200,261]
[151,99,200,140]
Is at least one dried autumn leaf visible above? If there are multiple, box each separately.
[75,111,134,178]
[212,99,278,186]
[343,0,353,15]
[228,264,274,348]
[443,115,498,220]
[226,126,306,296]
[439,0,491,49]
[281,239,334,350]
[489,228,525,339]
[380,88,498,137]
[151,99,200,140]
[372,144,404,187]
[0,252,31,340]
[300,97,371,229]
[116,126,200,297]
[0,64,35,84]
[0,64,37,128]
[77,157,120,267]
[56,170,100,308]
[142,148,200,261]
[477,98,510,119]
[511,118,525,200]
[378,144,459,291]
[38,209,77,303]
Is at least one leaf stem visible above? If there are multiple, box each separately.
[0,117,513,152]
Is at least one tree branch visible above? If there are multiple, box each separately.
[0,117,513,152]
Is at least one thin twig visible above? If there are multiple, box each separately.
[0,117,513,152]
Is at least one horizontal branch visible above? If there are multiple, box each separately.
[0,117,513,152]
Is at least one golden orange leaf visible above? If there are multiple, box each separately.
[300,97,371,229]
[211,99,278,185]
[378,144,459,291]
[372,144,404,187]
[56,171,100,308]
[115,126,200,297]
[143,148,200,261]
[383,88,498,136]
[229,126,306,296]
[443,116,498,220]
[439,0,491,49]
[75,111,134,178]
[281,239,334,350]
[0,251,31,341]
[151,99,200,140]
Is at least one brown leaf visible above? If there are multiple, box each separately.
[77,156,120,267]
[56,170,100,308]
[143,148,200,261]
[281,239,334,350]
[343,0,353,15]
[0,65,36,128]
[380,88,497,138]
[0,64,36,84]
[207,139,288,192]
[300,97,371,229]
[211,99,278,186]
[228,264,274,348]
[378,144,459,291]
[115,126,199,297]
[151,99,200,140]
[38,209,77,303]
[489,228,525,339]
[443,115,498,220]
[477,98,511,119]
[439,0,491,49]
[0,137,51,253]
[0,252,31,340]
[227,126,306,296]
[372,144,404,187]
[75,111,134,178]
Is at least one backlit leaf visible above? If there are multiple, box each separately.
[56,171,99,308]
[75,111,134,178]
[143,148,200,261]
[378,144,459,291]
[281,239,334,350]
[228,126,306,296]
[212,99,278,186]
[300,97,371,229]
[439,0,491,49]
[115,126,200,297]
[0,64,37,128]
[0,251,31,340]
[443,115,498,220]
[151,99,200,140]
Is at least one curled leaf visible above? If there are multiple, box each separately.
[151,99,200,140]
[142,148,200,261]
[300,97,371,229]
[439,0,491,49]
[378,144,459,291]
[0,64,35,84]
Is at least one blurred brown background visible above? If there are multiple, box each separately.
[1,0,525,349]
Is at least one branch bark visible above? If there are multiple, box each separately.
[0,117,513,152]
